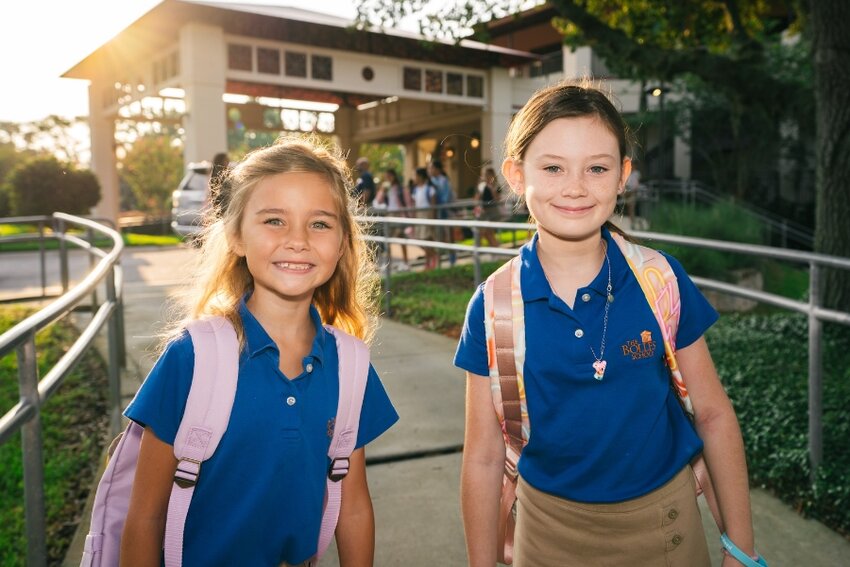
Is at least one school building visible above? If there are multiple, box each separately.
[62,0,689,223]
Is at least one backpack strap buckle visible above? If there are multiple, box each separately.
[174,457,202,489]
[328,457,350,482]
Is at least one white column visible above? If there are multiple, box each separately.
[180,23,227,165]
[562,45,593,79]
[481,68,513,170]
[673,107,692,180]
[334,106,356,165]
[88,80,120,224]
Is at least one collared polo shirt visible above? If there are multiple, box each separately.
[126,301,398,566]
[454,228,718,503]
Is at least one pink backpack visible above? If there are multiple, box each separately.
[80,316,369,567]
[483,233,722,564]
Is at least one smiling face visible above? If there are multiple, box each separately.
[503,115,630,245]
[233,171,345,308]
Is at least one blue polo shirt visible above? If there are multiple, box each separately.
[454,228,718,503]
[125,302,398,566]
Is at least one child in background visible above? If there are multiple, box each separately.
[121,136,398,566]
[454,82,764,566]
[472,166,502,249]
[411,167,439,271]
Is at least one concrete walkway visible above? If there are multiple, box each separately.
[29,245,848,566]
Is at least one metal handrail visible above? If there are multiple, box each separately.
[0,213,125,567]
[365,214,850,476]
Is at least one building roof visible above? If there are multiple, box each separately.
[63,0,539,80]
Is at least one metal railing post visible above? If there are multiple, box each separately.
[38,220,47,297]
[106,271,123,437]
[382,220,392,317]
[808,262,823,474]
[19,333,47,567]
[472,226,482,286]
[56,218,69,293]
[87,227,99,309]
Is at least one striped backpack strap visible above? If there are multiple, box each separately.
[610,232,723,532]
[483,255,528,565]
[610,232,693,413]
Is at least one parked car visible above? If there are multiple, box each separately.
[171,161,212,239]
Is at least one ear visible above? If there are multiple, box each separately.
[618,157,632,194]
[230,232,246,257]
[501,158,525,196]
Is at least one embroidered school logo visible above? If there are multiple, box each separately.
[621,331,657,360]
[327,417,335,439]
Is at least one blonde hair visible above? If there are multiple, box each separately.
[161,135,379,351]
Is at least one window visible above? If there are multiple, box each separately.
[228,44,252,71]
[403,67,422,91]
[285,51,307,77]
[467,75,484,98]
[311,55,333,81]
[425,70,443,93]
[447,72,463,96]
[257,48,280,74]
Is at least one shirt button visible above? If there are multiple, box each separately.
[581,293,591,302]
[668,509,679,520]
[305,363,314,373]
[574,329,584,338]
[671,534,683,546]
[286,396,296,406]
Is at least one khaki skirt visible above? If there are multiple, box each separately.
[513,466,710,567]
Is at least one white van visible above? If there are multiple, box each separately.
[171,161,212,238]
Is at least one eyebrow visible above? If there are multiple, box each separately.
[535,153,617,161]
[255,208,339,218]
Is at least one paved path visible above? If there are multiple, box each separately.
[5,245,846,566]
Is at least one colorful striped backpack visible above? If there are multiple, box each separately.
[483,232,723,564]
[80,316,369,567]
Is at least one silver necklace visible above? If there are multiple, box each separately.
[590,245,613,380]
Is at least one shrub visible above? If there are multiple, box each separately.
[6,156,100,216]
[645,200,767,280]
[708,314,850,537]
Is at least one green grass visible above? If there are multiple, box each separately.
[0,224,183,252]
[384,262,501,336]
[0,307,109,565]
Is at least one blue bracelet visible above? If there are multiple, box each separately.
[720,532,768,567]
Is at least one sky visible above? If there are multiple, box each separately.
[0,0,363,123]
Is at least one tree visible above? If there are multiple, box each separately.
[356,0,850,303]
[6,156,100,216]
[357,1,807,199]
[0,115,89,165]
[808,0,850,310]
[118,135,184,216]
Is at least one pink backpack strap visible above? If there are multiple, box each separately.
[483,255,527,565]
[610,232,724,532]
[164,317,239,567]
[310,325,370,565]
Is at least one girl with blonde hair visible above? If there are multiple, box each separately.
[121,135,398,566]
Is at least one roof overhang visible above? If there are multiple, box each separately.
[63,0,539,80]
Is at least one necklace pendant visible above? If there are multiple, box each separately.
[592,359,607,380]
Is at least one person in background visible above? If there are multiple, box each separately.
[354,157,376,209]
[472,166,502,250]
[428,159,457,267]
[411,167,439,271]
[209,151,232,214]
[372,169,413,271]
